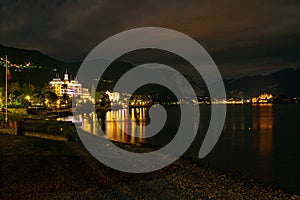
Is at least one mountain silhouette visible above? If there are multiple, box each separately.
[0,43,79,85]
[225,68,300,98]
[0,43,299,98]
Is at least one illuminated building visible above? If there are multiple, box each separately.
[63,70,69,84]
[49,70,90,99]
[105,91,120,104]
[49,76,64,96]
[252,93,273,103]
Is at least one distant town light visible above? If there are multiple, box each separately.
[252,93,273,104]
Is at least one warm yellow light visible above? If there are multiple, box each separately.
[252,92,273,104]
[25,95,30,100]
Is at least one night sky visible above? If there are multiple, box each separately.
[0,0,299,77]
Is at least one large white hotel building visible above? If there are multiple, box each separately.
[49,70,90,99]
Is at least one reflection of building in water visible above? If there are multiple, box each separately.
[252,104,273,156]
[58,109,147,144]
[105,108,147,143]
[66,108,148,144]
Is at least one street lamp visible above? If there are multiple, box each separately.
[25,95,30,101]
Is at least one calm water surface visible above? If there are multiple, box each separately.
[200,104,300,193]
[64,104,300,192]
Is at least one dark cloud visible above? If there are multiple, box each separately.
[0,0,299,77]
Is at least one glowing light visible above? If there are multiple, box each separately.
[252,93,273,104]
[25,95,30,101]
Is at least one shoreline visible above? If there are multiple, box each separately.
[113,139,300,196]
[1,134,299,199]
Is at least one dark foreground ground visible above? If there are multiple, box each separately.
[0,134,298,200]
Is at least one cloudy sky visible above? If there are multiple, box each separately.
[0,0,299,77]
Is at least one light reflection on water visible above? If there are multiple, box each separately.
[202,104,300,193]
[59,104,300,192]
[103,108,146,143]
[252,104,273,157]
[59,108,148,144]
[64,105,277,159]
[208,105,276,171]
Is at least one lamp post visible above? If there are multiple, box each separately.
[5,55,8,124]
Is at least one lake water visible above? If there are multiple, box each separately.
[64,104,300,193]
[198,104,300,193]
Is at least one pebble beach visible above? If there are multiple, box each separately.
[0,134,298,200]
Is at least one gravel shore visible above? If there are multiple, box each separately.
[0,134,298,199]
